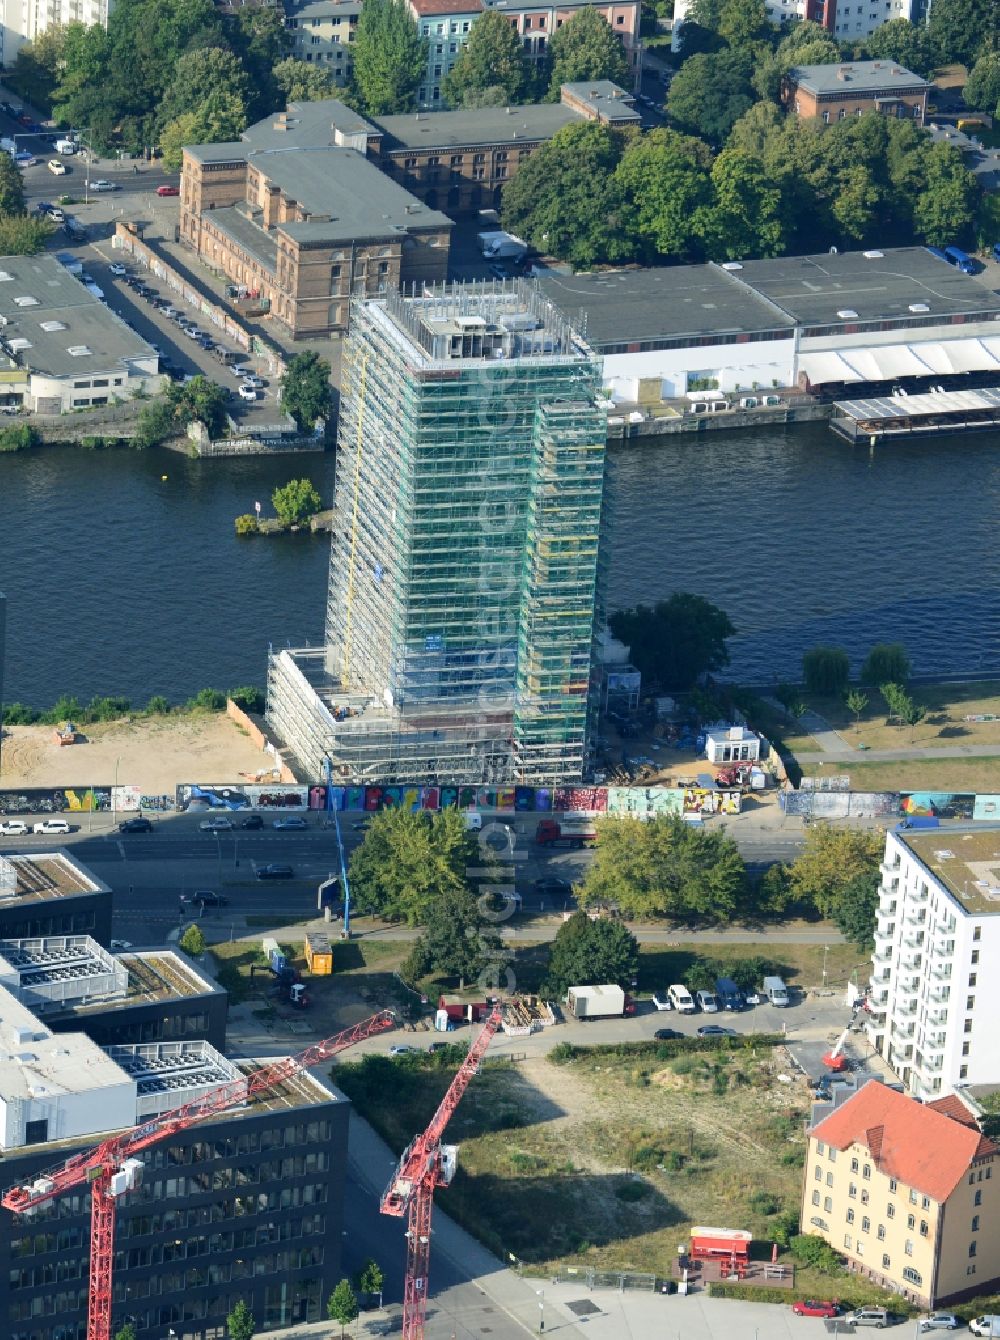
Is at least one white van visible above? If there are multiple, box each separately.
[696,990,719,1013]
[668,984,695,1013]
[464,811,482,831]
[762,975,789,1007]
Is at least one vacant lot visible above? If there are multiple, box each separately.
[799,756,1000,793]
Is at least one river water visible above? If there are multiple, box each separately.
[1,425,998,706]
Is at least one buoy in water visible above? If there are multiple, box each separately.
[161,475,168,481]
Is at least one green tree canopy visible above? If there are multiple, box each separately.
[136,376,229,446]
[158,46,250,132]
[614,128,712,261]
[858,18,940,78]
[348,808,473,924]
[327,1279,360,1337]
[579,815,748,924]
[230,4,291,118]
[964,53,1000,113]
[860,642,910,686]
[802,646,850,697]
[179,923,207,955]
[0,153,27,216]
[501,120,634,268]
[543,7,630,97]
[280,351,333,430]
[401,884,507,988]
[273,56,339,103]
[831,869,880,949]
[697,147,785,260]
[271,478,323,526]
[545,910,639,996]
[7,26,67,113]
[608,593,734,691]
[787,825,883,920]
[927,0,994,68]
[350,0,426,114]
[667,48,756,145]
[912,141,977,246]
[160,90,248,170]
[114,1325,138,1340]
[675,0,726,57]
[442,10,532,107]
[717,0,772,47]
[227,1299,256,1340]
[357,1258,385,1302]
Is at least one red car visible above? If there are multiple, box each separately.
[156,184,179,197]
[792,1300,840,1318]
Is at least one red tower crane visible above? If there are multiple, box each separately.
[1,1009,396,1340]
[380,1005,503,1340]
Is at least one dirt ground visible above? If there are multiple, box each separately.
[0,715,270,793]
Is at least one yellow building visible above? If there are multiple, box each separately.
[802,1081,999,1307]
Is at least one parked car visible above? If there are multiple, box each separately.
[843,1307,889,1329]
[792,1301,840,1318]
[119,817,153,833]
[108,262,128,277]
[696,1024,737,1037]
[696,990,720,1013]
[46,158,67,175]
[389,1045,418,1056]
[255,863,294,880]
[156,184,180,196]
[33,818,71,834]
[14,152,37,166]
[237,384,257,402]
[654,1028,683,1041]
[241,814,264,829]
[652,992,673,1012]
[199,817,233,832]
[273,817,308,830]
[241,374,265,389]
[90,179,119,192]
[109,939,133,950]
[0,819,29,836]
[917,1316,959,1332]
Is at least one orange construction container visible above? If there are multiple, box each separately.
[304,932,333,976]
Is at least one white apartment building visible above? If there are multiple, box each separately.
[0,0,112,67]
[867,827,1000,1100]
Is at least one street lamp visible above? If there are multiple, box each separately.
[823,944,830,987]
[536,1288,544,1333]
[112,754,122,828]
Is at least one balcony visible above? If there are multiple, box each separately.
[927,1007,949,1026]
[891,1002,917,1018]
[880,860,901,879]
[872,947,893,966]
[928,987,951,1004]
[929,964,952,982]
[904,911,926,928]
[900,952,922,971]
[892,1023,916,1043]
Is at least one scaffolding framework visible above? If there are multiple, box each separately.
[268,284,609,785]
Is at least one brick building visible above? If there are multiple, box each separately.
[783,60,929,123]
[180,102,452,338]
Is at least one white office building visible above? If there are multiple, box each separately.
[867,827,1000,1100]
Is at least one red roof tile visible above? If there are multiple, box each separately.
[811,1081,996,1204]
[925,1094,978,1128]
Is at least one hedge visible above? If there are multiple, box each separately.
[549,1034,786,1064]
[707,1283,794,1304]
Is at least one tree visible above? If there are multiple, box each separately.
[179,923,207,955]
[845,689,869,724]
[860,19,940,79]
[136,376,229,447]
[114,1326,138,1340]
[501,121,634,268]
[227,1299,256,1340]
[271,478,323,527]
[964,53,1000,114]
[912,141,977,247]
[350,0,426,115]
[348,807,472,924]
[327,1279,360,1338]
[928,0,994,68]
[442,11,531,108]
[7,27,67,114]
[675,0,725,57]
[787,825,883,920]
[160,89,248,170]
[667,49,756,145]
[860,642,910,686]
[280,351,333,430]
[357,1257,385,1307]
[230,3,291,119]
[0,215,52,257]
[614,128,712,261]
[402,884,507,987]
[543,7,630,98]
[717,0,771,48]
[0,152,26,216]
[831,870,880,949]
[546,910,639,996]
[159,47,250,132]
[608,593,734,691]
[697,147,785,260]
[579,815,748,924]
[802,646,850,698]
[273,56,338,103]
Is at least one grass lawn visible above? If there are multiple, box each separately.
[800,756,1000,793]
[638,941,867,993]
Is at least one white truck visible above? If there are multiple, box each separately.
[477,229,528,260]
[565,984,635,1020]
[970,1319,1000,1337]
[762,975,790,1007]
[54,138,76,155]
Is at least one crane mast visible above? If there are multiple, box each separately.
[381,1005,503,1340]
[2,1009,396,1340]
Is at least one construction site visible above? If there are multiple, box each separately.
[266,283,610,787]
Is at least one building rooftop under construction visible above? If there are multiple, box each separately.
[267,280,610,784]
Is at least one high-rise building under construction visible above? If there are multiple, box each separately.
[267,281,609,784]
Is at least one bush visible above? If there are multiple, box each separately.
[861,642,910,686]
[790,1233,843,1272]
[2,702,40,724]
[229,685,265,714]
[0,423,38,452]
[41,695,84,725]
[86,696,131,722]
[749,1189,781,1215]
[234,513,259,536]
[802,645,849,697]
[186,687,226,713]
[145,696,171,716]
[548,1041,577,1064]
[179,924,207,956]
[614,1180,650,1203]
[708,1283,794,1304]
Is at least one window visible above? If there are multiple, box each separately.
[824,1197,833,1213]
[847,1209,855,1224]
[902,1266,921,1284]
[849,1183,858,1199]
[969,973,977,987]
[972,950,980,965]
[972,1215,980,1231]
[920,1221,928,1236]
[826,1173,834,1187]
[904,1240,914,1257]
[907,1215,915,1229]
[889,1179,897,1193]
[909,1189,918,1204]
[969,1241,977,1258]
[877,1225,885,1241]
[829,1149,837,1163]
[975,1190,982,1207]
[887,1204,895,1219]
[863,1164,872,1180]
[812,1190,821,1206]
[961,1065,969,1080]
[882,1253,891,1269]
[856,1240,864,1257]
[965,1018,974,1034]
[851,1158,859,1173]
[973,925,982,942]
[968,1265,977,1276]
[922,1197,930,1210]
[844,1234,853,1249]
[967,996,975,1010]
[862,1217,870,1233]
[861,1190,870,1206]
[963,1042,971,1057]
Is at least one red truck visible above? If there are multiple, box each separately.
[535,818,597,848]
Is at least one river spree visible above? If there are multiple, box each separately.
[1,425,998,706]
